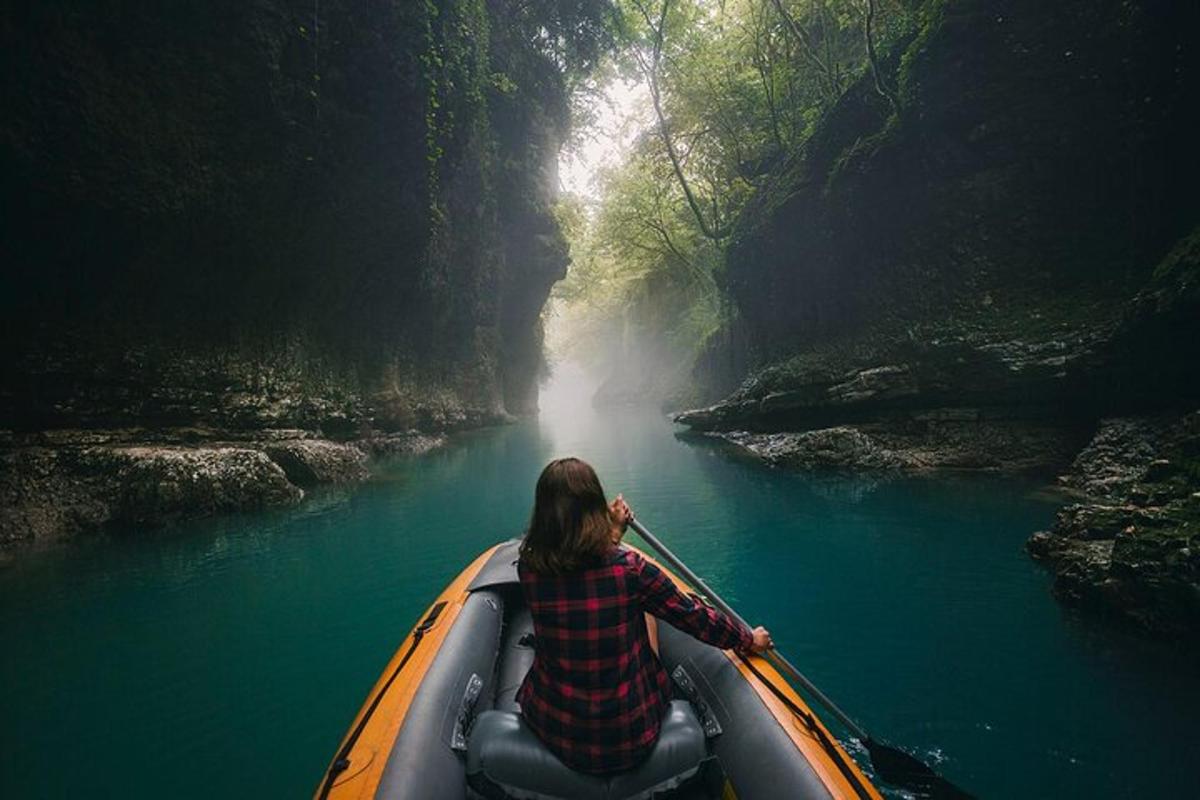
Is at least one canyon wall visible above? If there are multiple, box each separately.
[676,0,1200,637]
[0,0,602,547]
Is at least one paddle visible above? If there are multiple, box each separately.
[627,517,974,800]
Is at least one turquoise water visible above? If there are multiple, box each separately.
[2,372,1197,798]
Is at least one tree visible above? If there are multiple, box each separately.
[627,0,732,242]
[554,0,913,394]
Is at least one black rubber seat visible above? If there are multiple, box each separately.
[466,701,710,800]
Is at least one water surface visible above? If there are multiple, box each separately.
[2,373,1196,798]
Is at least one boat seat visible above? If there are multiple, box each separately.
[494,606,536,712]
[466,701,710,800]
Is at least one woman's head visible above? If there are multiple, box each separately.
[520,457,616,575]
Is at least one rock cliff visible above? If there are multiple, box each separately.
[0,0,605,548]
[674,0,1200,637]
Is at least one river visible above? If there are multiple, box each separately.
[1,368,1196,798]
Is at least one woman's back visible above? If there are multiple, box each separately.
[514,457,763,776]
[518,547,751,774]
[518,548,669,774]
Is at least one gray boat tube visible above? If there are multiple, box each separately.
[349,541,875,800]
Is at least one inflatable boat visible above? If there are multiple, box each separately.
[315,541,882,800]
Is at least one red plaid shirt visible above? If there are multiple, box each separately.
[516,546,753,775]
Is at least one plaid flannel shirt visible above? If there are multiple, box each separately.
[516,546,753,775]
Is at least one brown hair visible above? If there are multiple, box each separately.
[520,457,617,575]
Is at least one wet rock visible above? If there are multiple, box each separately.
[707,417,1077,474]
[1030,525,1199,639]
[1027,412,1200,639]
[1047,539,1118,606]
[0,422,470,552]
[1051,503,1147,541]
[368,379,513,434]
[1026,531,1060,560]
[261,440,370,487]
[105,446,302,524]
[673,403,730,430]
[0,444,303,547]
[714,428,913,470]
[0,448,115,546]
[826,365,919,405]
[355,431,447,458]
[673,331,1105,434]
[0,419,466,554]
[1057,416,1173,499]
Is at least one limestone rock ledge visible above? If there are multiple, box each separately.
[260,441,370,488]
[700,417,1079,474]
[355,432,448,459]
[0,429,446,551]
[708,428,912,471]
[0,445,301,547]
[1026,414,1200,639]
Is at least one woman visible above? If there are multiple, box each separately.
[516,457,772,775]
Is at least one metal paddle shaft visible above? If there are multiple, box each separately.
[627,517,974,799]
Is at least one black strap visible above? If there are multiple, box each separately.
[317,601,448,800]
[739,655,876,800]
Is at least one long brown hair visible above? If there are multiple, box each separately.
[520,457,617,575]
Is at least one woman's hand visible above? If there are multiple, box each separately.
[609,494,633,542]
[748,626,774,655]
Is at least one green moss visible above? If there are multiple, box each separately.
[2,0,596,430]
[1152,225,1200,285]
[896,0,950,107]
[422,0,494,213]
[826,113,901,191]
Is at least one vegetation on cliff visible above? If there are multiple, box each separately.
[0,0,617,547]
[551,0,915,407]
[1,0,614,433]
[554,0,1197,415]
[548,0,1198,637]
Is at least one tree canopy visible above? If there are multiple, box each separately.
[551,0,912,402]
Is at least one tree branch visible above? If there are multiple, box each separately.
[863,0,900,115]
[769,0,838,101]
[633,0,729,242]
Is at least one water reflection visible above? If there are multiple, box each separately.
[0,364,1196,798]
[676,428,894,503]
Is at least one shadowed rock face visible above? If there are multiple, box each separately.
[677,0,1199,431]
[0,1,579,550]
[675,226,1199,637]
[721,0,1199,357]
[0,0,570,435]
[260,441,369,488]
[711,428,913,471]
[674,331,1112,433]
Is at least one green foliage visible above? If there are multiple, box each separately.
[556,0,914,388]
[420,0,619,212]
[419,0,494,213]
[553,144,731,400]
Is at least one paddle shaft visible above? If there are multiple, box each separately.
[627,517,869,742]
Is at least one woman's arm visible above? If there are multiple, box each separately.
[629,551,756,653]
